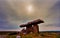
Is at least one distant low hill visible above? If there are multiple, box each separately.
[0,31,60,38]
[0,31,60,35]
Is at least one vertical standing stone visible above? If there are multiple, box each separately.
[26,25,33,33]
[33,24,39,33]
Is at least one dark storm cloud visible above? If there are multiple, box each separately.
[0,0,19,29]
[49,0,60,22]
[42,0,60,27]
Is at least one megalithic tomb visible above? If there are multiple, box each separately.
[20,19,44,33]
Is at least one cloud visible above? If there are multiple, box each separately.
[0,0,60,31]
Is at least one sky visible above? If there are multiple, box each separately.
[0,0,60,31]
